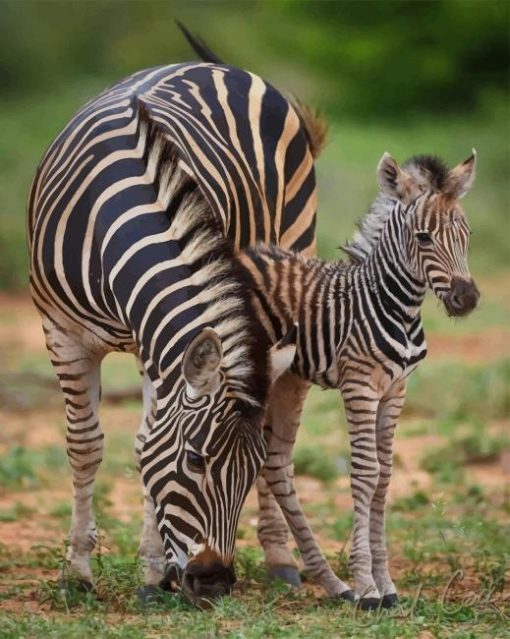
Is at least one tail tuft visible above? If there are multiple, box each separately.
[176,20,224,64]
[289,98,329,159]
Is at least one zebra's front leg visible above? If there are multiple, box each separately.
[342,384,381,609]
[134,365,166,590]
[44,319,103,587]
[370,381,406,608]
[263,372,353,600]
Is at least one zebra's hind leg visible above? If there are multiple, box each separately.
[133,364,166,596]
[370,381,406,608]
[43,318,103,588]
[262,372,353,600]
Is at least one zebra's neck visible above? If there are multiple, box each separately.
[238,203,428,387]
[361,200,428,326]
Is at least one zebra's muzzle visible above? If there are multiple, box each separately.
[181,558,236,609]
[444,277,480,317]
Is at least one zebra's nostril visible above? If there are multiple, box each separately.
[451,292,463,308]
[445,278,479,316]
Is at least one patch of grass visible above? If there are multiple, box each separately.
[329,511,353,542]
[393,490,430,513]
[420,429,509,475]
[0,446,37,488]
[0,501,35,522]
[50,502,72,519]
[405,358,510,422]
[293,444,339,483]
[0,445,69,490]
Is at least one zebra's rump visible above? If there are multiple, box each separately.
[29,62,317,253]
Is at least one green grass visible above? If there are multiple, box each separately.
[0,501,508,639]
[0,445,68,489]
[405,359,509,422]
[293,443,339,483]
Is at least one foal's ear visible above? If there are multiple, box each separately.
[270,324,298,383]
[444,149,477,199]
[377,152,421,204]
[182,328,223,397]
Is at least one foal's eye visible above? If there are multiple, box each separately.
[186,450,206,473]
[415,231,433,246]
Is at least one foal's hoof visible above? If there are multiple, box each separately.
[381,593,399,608]
[267,565,302,588]
[358,597,381,611]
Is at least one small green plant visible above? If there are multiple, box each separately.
[421,429,508,474]
[393,490,430,512]
[293,445,338,483]
[0,446,37,488]
[235,547,266,583]
[0,501,35,522]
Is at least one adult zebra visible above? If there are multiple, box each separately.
[236,152,479,608]
[27,59,329,605]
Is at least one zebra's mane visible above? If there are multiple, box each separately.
[142,110,269,412]
[342,154,450,263]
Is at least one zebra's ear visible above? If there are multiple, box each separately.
[270,323,298,383]
[182,328,223,398]
[377,152,420,204]
[444,149,477,199]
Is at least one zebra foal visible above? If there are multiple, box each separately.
[237,151,479,608]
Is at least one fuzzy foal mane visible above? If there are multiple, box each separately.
[342,154,449,263]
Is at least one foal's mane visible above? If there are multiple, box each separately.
[341,154,449,263]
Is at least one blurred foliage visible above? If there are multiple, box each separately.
[1,0,507,117]
[0,0,508,289]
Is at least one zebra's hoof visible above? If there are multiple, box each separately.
[267,565,302,588]
[358,597,381,611]
[381,593,398,608]
[338,589,356,603]
[161,563,181,591]
[137,585,166,605]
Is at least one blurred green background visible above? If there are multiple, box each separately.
[0,0,508,288]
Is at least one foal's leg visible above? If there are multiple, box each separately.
[262,372,353,599]
[370,380,406,608]
[133,363,166,588]
[342,380,383,608]
[43,318,103,586]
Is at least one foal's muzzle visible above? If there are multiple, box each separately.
[444,277,480,317]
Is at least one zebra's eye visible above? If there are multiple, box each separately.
[415,231,433,246]
[186,450,206,473]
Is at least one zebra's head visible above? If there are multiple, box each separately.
[378,151,480,317]
[142,325,292,607]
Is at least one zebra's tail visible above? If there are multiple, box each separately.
[176,20,224,64]
[176,20,327,158]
